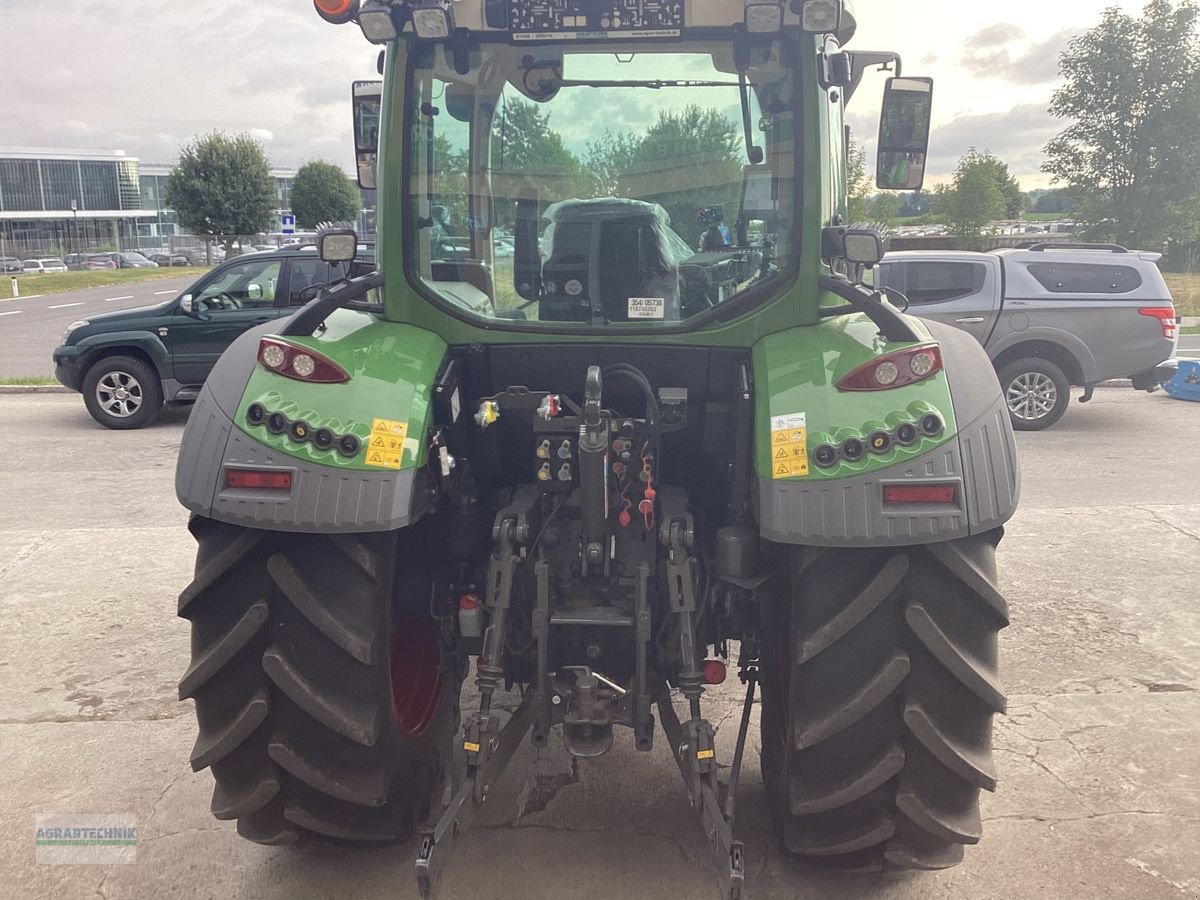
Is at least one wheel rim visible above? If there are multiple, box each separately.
[389,618,442,738]
[95,370,144,418]
[1005,371,1058,422]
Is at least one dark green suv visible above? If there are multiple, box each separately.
[53,248,352,428]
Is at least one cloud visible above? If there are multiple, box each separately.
[247,128,275,143]
[964,23,1025,49]
[926,102,1062,180]
[961,28,1079,84]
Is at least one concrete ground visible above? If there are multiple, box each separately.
[1,388,1198,899]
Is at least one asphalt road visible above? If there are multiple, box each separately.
[2,389,1199,900]
[0,276,196,379]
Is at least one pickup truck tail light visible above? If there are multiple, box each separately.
[837,345,943,392]
[257,337,349,384]
[1139,307,1178,340]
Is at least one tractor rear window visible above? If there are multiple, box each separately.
[406,40,797,329]
[1027,262,1143,294]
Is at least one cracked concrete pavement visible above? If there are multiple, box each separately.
[2,388,1198,899]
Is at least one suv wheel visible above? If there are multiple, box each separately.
[998,357,1070,431]
[82,355,164,430]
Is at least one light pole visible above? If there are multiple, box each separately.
[71,200,79,262]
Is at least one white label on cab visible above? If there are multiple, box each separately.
[628,297,665,319]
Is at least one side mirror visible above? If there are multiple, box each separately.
[247,283,263,300]
[179,294,194,314]
[876,77,933,191]
[298,283,326,304]
[318,227,358,263]
[353,79,382,190]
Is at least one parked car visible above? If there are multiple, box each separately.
[0,257,22,274]
[21,258,69,274]
[102,251,158,269]
[53,246,355,428]
[877,243,1179,430]
[146,252,191,267]
[65,252,118,270]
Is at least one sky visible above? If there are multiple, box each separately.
[0,0,1151,190]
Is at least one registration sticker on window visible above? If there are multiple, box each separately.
[628,297,665,319]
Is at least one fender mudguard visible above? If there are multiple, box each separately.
[176,314,447,533]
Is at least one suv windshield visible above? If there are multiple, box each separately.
[407,40,796,328]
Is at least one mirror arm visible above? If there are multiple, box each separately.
[280,272,385,337]
[845,51,902,103]
[818,274,920,343]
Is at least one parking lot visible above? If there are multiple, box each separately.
[1,387,1198,900]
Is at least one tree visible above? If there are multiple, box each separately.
[867,192,903,225]
[944,149,1006,250]
[493,97,586,225]
[290,160,361,229]
[583,130,641,198]
[1043,0,1200,247]
[616,105,743,241]
[972,153,1026,219]
[165,133,276,256]
[847,137,872,223]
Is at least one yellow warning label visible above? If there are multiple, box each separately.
[369,433,406,453]
[463,741,480,753]
[371,417,409,439]
[770,422,809,479]
[365,449,402,470]
[697,749,715,760]
[365,418,408,469]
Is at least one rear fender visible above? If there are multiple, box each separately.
[755,316,1019,547]
[175,313,448,533]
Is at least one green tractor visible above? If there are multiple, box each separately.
[174,1,1018,896]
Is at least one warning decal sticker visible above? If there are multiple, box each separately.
[769,412,808,479]
[365,418,408,469]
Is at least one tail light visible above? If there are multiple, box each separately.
[257,337,349,384]
[1139,307,1178,340]
[314,0,359,23]
[837,345,943,392]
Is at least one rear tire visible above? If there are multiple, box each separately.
[998,357,1069,431]
[82,355,163,430]
[760,531,1008,871]
[178,518,460,845]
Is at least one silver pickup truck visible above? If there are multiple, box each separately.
[878,244,1180,430]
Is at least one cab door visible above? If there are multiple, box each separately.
[168,256,286,384]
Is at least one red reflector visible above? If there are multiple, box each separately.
[226,469,293,490]
[459,593,480,610]
[703,660,727,685]
[1139,307,1178,339]
[883,484,956,504]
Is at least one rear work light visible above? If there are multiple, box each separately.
[257,337,350,384]
[314,0,360,24]
[883,483,956,505]
[226,469,293,490]
[837,345,943,392]
[1139,307,1178,340]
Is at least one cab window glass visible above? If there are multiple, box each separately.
[194,259,281,311]
[1026,262,1142,295]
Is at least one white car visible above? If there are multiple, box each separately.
[22,258,68,274]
